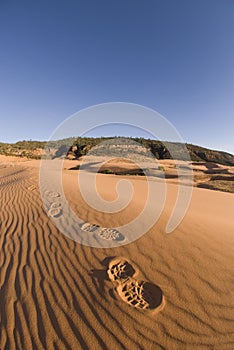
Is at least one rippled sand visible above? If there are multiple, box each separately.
[1,156,234,349]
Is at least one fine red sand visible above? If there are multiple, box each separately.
[1,155,234,350]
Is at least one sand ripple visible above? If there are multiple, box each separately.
[1,164,234,349]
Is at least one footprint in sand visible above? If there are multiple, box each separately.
[44,192,62,218]
[98,228,125,241]
[116,279,164,311]
[44,190,61,199]
[80,222,125,242]
[50,202,62,209]
[107,258,136,282]
[80,223,100,232]
[48,207,62,218]
[107,257,165,312]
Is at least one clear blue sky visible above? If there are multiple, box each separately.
[0,0,233,153]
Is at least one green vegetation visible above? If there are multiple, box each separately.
[98,168,146,176]
[0,140,46,159]
[198,180,234,193]
[158,166,165,172]
[0,137,233,166]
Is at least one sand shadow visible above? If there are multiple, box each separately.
[118,281,164,310]
[68,162,102,172]
[93,256,165,312]
[107,257,136,282]
[89,256,120,294]
[90,268,109,294]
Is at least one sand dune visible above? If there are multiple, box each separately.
[1,157,234,349]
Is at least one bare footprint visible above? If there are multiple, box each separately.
[117,279,164,312]
[107,258,136,282]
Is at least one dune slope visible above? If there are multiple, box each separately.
[1,160,234,350]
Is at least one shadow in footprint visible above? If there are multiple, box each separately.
[108,258,136,282]
[91,256,165,312]
[140,282,164,310]
[118,280,164,311]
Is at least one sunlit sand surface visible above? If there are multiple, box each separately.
[1,155,234,349]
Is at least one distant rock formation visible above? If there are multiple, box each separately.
[0,138,233,166]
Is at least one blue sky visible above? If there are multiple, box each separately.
[0,0,233,153]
